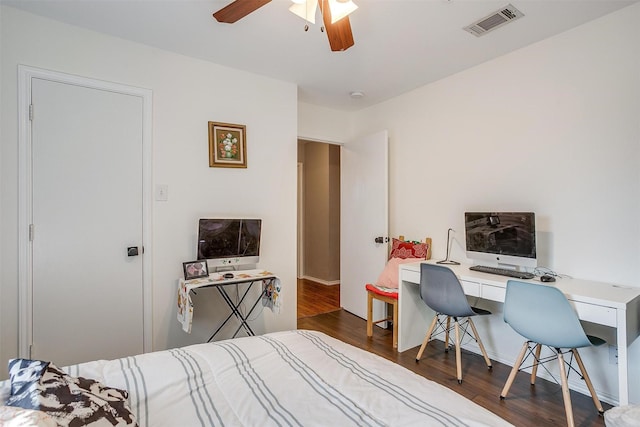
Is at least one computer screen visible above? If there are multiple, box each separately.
[197,218,261,269]
[464,212,536,269]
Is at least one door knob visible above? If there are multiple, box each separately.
[127,246,139,257]
[374,236,388,244]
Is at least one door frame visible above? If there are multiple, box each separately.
[297,138,343,285]
[297,162,304,278]
[17,65,153,357]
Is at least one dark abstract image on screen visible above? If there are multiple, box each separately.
[465,212,536,259]
[197,219,261,260]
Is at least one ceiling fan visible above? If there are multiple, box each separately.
[212,0,356,52]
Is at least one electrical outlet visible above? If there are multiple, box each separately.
[609,345,618,365]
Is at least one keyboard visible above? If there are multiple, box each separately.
[469,265,535,280]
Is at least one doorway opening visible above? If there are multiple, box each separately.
[297,140,341,320]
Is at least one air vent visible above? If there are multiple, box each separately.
[463,4,524,37]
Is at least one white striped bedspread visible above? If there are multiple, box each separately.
[64,330,512,427]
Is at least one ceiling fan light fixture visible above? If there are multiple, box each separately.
[289,0,317,24]
[327,0,357,23]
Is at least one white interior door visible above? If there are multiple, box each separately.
[340,130,389,320]
[30,77,145,366]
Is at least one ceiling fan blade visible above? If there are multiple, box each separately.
[213,0,272,23]
[319,0,355,52]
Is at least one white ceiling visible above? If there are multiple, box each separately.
[3,0,637,111]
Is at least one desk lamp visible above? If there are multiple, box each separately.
[436,228,460,265]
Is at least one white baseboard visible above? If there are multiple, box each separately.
[299,275,340,286]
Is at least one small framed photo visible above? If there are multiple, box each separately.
[183,260,209,280]
[208,121,247,168]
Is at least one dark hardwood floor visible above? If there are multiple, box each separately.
[297,278,341,318]
[297,280,610,427]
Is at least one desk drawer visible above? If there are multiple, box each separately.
[461,280,480,298]
[570,300,616,327]
[401,269,420,284]
[481,284,506,302]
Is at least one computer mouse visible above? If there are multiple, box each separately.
[540,275,555,283]
[223,273,234,279]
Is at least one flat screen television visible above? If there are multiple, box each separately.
[464,212,537,269]
[197,218,261,269]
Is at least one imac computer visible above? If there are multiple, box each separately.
[464,212,537,270]
[197,218,261,270]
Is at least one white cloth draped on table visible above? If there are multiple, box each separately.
[177,270,281,333]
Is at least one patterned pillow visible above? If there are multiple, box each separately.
[6,358,137,426]
[389,238,429,260]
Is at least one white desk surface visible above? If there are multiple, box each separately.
[183,269,276,290]
[400,261,640,310]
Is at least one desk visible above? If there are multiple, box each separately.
[398,260,640,405]
[177,270,281,341]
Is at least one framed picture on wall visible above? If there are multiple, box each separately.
[208,121,247,168]
[183,260,209,280]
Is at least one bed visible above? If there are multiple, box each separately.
[1,330,512,426]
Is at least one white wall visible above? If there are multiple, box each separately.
[353,4,640,289]
[0,6,298,377]
[302,3,640,405]
[298,102,353,144]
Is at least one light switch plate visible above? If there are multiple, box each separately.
[155,184,168,201]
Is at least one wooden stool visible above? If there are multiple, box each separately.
[365,284,399,349]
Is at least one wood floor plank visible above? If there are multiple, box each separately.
[297,278,340,318]
[298,308,610,427]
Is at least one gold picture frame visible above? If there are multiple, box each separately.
[208,121,247,168]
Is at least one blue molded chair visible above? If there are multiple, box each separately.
[500,280,604,427]
[415,263,492,383]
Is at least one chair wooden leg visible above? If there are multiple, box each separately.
[501,341,529,399]
[530,343,542,385]
[366,292,373,338]
[454,320,462,383]
[468,318,492,369]
[572,349,604,413]
[444,316,451,352]
[416,315,438,361]
[392,300,398,349]
[557,351,575,427]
